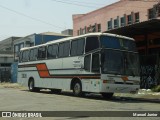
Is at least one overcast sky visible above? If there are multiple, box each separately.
[0,0,119,40]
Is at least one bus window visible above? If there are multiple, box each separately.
[92,52,100,73]
[47,44,58,59]
[63,41,70,57]
[84,54,91,72]
[71,40,77,56]
[30,48,38,61]
[58,41,70,58]
[38,46,46,59]
[71,38,84,56]
[22,50,29,62]
[85,36,99,53]
[58,43,64,58]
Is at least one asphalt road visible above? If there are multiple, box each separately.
[0,85,159,120]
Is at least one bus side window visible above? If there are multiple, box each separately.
[77,38,84,55]
[71,40,77,56]
[84,54,91,72]
[47,44,58,59]
[30,48,37,61]
[71,38,84,56]
[85,36,99,53]
[58,43,64,58]
[63,41,70,57]
[38,46,46,59]
[92,52,100,73]
[22,50,29,62]
[58,41,70,58]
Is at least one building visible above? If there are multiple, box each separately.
[13,32,69,61]
[0,37,20,82]
[0,53,14,82]
[72,0,160,88]
[0,37,21,52]
[73,0,159,36]
[61,29,73,36]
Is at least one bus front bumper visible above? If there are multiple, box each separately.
[101,83,139,94]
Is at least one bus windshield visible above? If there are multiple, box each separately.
[100,35,137,52]
[101,49,140,76]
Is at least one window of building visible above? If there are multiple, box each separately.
[127,15,132,25]
[135,12,140,23]
[85,36,99,53]
[80,28,83,35]
[120,17,125,27]
[14,45,19,53]
[20,43,24,49]
[58,41,70,57]
[30,48,38,61]
[38,46,46,59]
[71,38,84,56]
[107,20,112,30]
[77,30,80,35]
[114,19,118,28]
[82,28,86,34]
[88,25,96,32]
[47,44,58,59]
[92,25,96,32]
[87,26,90,33]
[97,24,101,32]
[19,52,23,62]
[92,52,100,73]
[148,8,155,19]
[84,54,91,71]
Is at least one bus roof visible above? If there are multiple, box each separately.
[20,32,134,51]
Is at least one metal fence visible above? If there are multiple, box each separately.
[0,67,11,82]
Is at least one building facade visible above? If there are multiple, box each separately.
[0,37,21,52]
[61,29,73,36]
[73,0,159,36]
[72,0,160,88]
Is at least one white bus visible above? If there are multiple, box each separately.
[18,33,140,98]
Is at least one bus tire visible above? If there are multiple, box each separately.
[50,89,62,94]
[28,79,39,92]
[101,93,114,99]
[73,81,83,97]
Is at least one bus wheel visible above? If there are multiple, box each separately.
[73,81,83,97]
[101,93,114,99]
[51,89,62,94]
[28,79,39,92]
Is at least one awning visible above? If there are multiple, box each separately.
[105,19,160,37]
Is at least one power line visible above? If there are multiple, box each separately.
[0,4,65,30]
[51,0,98,8]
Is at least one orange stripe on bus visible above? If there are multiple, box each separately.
[121,76,128,81]
[36,64,51,78]
[19,63,100,79]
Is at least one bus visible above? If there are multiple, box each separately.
[18,33,140,98]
